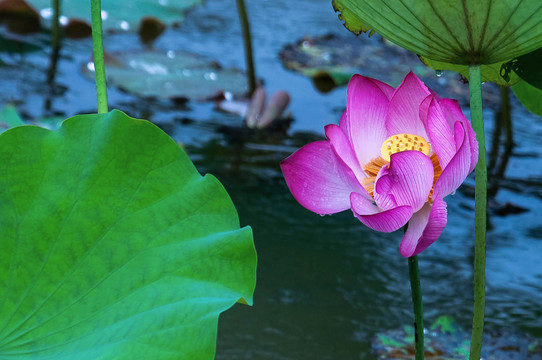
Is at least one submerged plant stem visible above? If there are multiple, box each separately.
[487,89,503,175]
[497,87,513,178]
[235,0,256,96]
[408,255,424,360]
[91,0,108,113]
[468,65,487,360]
[47,0,61,85]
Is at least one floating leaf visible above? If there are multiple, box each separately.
[63,19,92,39]
[512,80,542,116]
[27,0,201,32]
[333,0,542,65]
[280,34,366,89]
[0,110,257,359]
[0,104,24,130]
[138,16,166,45]
[82,50,248,101]
[0,32,42,53]
[279,33,432,91]
[0,0,40,34]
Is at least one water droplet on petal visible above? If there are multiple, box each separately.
[435,70,443,77]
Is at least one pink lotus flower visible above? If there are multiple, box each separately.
[281,72,478,257]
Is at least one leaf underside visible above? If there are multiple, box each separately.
[419,57,521,86]
[332,0,542,65]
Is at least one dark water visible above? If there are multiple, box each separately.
[1,0,542,359]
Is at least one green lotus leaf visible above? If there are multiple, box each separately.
[504,47,542,89]
[82,50,248,101]
[512,80,542,116]
[333,0,542,65]
[419,56,521,86]
[0,110,257,359]
[27,0,201,31]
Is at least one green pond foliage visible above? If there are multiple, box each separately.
[0,110,257,359]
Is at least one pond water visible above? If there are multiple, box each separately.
[1,0,542,358]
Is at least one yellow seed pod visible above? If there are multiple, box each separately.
[380,133,430,162]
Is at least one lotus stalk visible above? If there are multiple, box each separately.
[90,0,108,113]
[235,0,257,96]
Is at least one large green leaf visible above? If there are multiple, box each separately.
[512,80,542,116]
[333,0,542,65]
[27,0,201,31]
[0,110,256,359]
[419,57,521,86]
[504,47,542,89]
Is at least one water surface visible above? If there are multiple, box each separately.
[1,0,541,358]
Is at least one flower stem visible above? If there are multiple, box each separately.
[468,64,487,360]
[408,255,424,360]
[91,0,108,114]
[235,0,256,96]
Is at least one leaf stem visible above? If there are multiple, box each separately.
[51,0,61,50]
[235,0,256,96]
[468,64,487,360]
[408,255,424,360]
[91,0,108,114]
